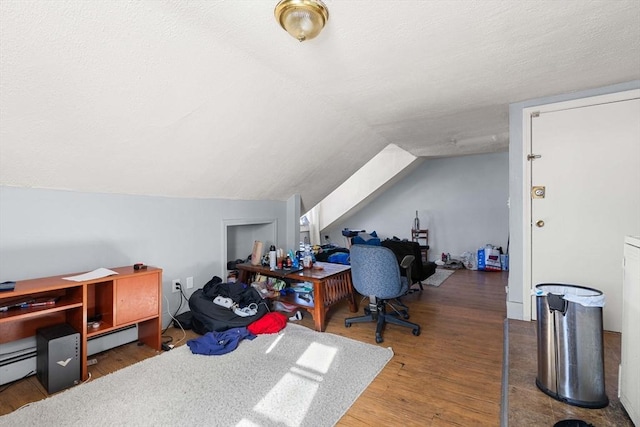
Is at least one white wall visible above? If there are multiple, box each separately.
[313,144,421,235]
[507,80,640,321]
[0,186,288,326]
[323,152,509,261]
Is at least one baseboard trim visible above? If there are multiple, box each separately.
[500,318,509,427]
[0,324,139,386]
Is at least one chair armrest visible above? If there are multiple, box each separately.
[400,255,415,283]
[400,255,415,269]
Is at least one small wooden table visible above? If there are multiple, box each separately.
[236,262,357,332]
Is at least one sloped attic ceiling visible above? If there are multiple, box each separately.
[1,1,639,212]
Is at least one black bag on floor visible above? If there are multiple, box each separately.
[188,276,268,335]
[173,311,194,330]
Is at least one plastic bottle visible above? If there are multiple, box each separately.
[303,243,313,268]
[269,245,277,270]
[277,248,284,269]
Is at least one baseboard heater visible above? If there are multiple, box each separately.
[0,324,138,386]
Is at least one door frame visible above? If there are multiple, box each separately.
[521,89,640,321]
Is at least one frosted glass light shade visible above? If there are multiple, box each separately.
[275,0,329,42]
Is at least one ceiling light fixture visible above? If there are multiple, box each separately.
[274,0,329,42]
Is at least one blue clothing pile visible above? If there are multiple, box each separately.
[186,327,256,356]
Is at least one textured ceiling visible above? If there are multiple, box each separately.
[1,0,639,212]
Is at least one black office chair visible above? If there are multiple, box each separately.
[345,244,421,343]
[381,239,437,292]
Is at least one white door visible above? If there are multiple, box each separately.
[530,95,640,332]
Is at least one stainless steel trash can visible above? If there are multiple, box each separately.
[535,283,608,408]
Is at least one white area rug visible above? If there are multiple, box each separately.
[0,324,393,427]
[423,268,456,287]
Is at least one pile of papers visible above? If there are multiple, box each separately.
[290,282,313,293]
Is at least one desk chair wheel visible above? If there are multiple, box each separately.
[376,333,383,344]
[412,327,421,336]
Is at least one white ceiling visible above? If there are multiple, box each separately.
[1,1,639,212]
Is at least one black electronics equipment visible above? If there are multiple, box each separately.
[36,323,80,394]
[173,311,194,330]
[0,281,16,292]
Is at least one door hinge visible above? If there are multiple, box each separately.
[531,111,540,118]
[527,154,541,161]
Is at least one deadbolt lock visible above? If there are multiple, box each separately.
[531,186,546,199]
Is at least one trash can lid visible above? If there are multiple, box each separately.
[534,283,605,308]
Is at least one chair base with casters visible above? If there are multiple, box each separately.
[345,296,420,343]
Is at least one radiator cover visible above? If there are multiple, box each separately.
[0,325,138,386]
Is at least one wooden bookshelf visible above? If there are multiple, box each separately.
[0,266,162,381]
[411,228,429,263]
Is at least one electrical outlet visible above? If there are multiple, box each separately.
[186,276,194,289]
[172,279,180,293]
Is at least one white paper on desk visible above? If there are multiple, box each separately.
[62,268,119,282]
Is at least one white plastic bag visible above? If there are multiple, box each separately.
[461,251,477,270]
[483,247,501,271]
[533,284,606,307]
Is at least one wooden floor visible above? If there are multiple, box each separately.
[334,269,507,426]
[508,319,634,426]
[0,269,508,425]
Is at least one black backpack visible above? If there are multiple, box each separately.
[188,276,269,335]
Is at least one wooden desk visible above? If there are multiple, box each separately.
[0,266,162,382]
[236,262,357,332]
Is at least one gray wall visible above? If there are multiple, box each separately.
[507,80,640,320]
[324,152,510,261]
[0,186,288,326]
